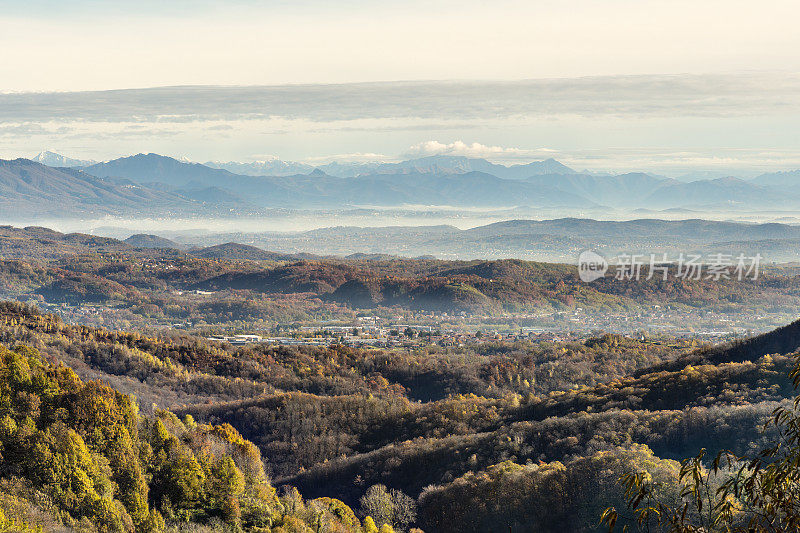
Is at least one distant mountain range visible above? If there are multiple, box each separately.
[204,155,574,178]
[205,159,316,176]
[0,158,204,217]
[77,153,595,209]
[0,151,798,218]
[31,151,98,167]
[751,170,800,190]
[187,242,297,262]
[366,155,574,178]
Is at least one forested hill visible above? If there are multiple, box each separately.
[269,319,800,532]
[0,335,374,532]
[1,300,798,531]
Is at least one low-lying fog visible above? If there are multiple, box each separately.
[6,205,800,239]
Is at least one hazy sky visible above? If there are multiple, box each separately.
[2,0,800,174]
[3,0,800,90]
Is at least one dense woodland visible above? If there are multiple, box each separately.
[1,298,800,531]
[0,340,390,532]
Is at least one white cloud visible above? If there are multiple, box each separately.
[402,141,555,161]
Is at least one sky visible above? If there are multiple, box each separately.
[2,0,800,175]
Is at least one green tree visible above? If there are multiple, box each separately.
[208,456,245,523]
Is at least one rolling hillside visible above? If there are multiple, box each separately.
[270,318,800,531]
[1,225,800,318]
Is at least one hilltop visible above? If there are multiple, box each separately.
[124,233,182,249]
[188,242,297,262]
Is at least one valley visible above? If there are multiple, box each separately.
[2,291,800,531]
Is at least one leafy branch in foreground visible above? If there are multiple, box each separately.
[601,355,800,532]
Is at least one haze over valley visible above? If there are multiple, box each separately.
[4,151,800,263]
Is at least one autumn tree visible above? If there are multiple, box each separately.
[602,355,800,532]
[360,484,417,531]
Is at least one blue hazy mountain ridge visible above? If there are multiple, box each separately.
[368,155,575,178]
[523,172,677,206]
[85,153,242,188]
[81,153,594,208]
[4,152,800,213]
[175,185,255,208]
[750,169,800,189]
[642,177,793,208]
[92,152,575,179]
[81,153,800,209]
[201,154,574,178]
[0,158,202,217]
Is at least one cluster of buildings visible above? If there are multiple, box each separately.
[204,323,575,348]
